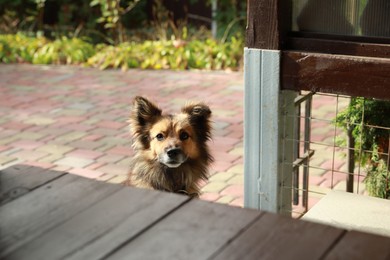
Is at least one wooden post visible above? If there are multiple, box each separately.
[244,48,295,214]
[244,0,294,214]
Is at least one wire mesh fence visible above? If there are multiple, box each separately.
[282,92,390,217]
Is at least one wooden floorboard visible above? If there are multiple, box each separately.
[0,173,121,258]
[324,231,390,260]
[107,200,262,260]
[212,213,344,260]
[6,188,189,260]
[0,164,66,205]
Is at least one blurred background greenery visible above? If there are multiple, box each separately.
[0,0,245,70]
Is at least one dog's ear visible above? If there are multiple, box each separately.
[129,96,162,148]
[182,103,212,142]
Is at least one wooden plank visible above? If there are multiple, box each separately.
[246,0,291,50]
[288,37,390,59]
[108,199,262,260]
[282,51,390,100]
[0,174,122,258]
[244,48,295,213]
[324,231,390,260]
[0,164,66,205]
[212,213,344,260]
[244,48,262,209]
[6,188,189,260]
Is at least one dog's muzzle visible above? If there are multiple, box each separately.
[159,148,187,168]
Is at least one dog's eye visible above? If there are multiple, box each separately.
[156,133,164,141]
[180,132,189,141]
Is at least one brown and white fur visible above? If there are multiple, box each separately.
[125,96,213,197]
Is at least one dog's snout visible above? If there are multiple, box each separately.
[167,148,182,158]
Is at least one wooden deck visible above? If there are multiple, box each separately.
[1,164,390,260]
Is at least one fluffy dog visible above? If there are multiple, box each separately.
[125,96,213,197]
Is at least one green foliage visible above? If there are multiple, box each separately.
[335,98,390,163]
[33,37,95,64]
[87,36,243,71]
[0,34,95,65]
[90,0,141,43]
[335,97,390,199]
[0,33,47,63]
[0,33,243,70]
[364,145,390,199]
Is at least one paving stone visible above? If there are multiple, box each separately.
[2,121,31,131]
[220,184,243,197]
[106,175,128,184]
[199,192,220,202]
[68,168,103,179]
[55,156,94,168]
[96,121,127,130]
[86,162,107,171]
[106,146,133,156]
[54,131,87,143]
[210,161,233,173]
[37,144,75,155]
[201,182,228,193]
[68,140,104,150]
[23,116,55,126]
[116,157,132,166]
[66,149,103,160]
[51,165,72,172]
[11,140,44,150]
[228,146,243,156]
[227,164,244,174]
[39,154,65,163]
[96,164,129,176]
[97,154,126,164]
[209,171,235,182]
[96,173,115,182]
[94,143,116,153]
[0,146,10,153]
[12,150,49,161]
[14,131,45,141]
[0,156,17,166]
[216,195,235,204]
[229,197,244,208]
[24,161,54,169]
[227,174,243,185]
[0,136,19,145]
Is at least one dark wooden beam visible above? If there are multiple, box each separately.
[288,37,390,59]
[282,51,390,100]
[246,0,291,50]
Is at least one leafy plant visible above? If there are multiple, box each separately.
[0,34,95,65]
[32,36,95,64]
[364,145,390,199]
[0,33,47,63]
[335,97,390,199]
[90,0,141,43]
[0,33,243,70]
[86,36,243,71]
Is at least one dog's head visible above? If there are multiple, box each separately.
[129,96,212,168]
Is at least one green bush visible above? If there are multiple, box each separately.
[0,33,47,63]
[364,145,390,199]
[335,97,390,199]
[0,34,95,65]
[32,37,95,65]
[0,33,243,70]
[87,37,243,71]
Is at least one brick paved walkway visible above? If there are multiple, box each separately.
[0,64,364,210]
[0,64,244,206]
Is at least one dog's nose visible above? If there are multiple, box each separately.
[167,148,181,158]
